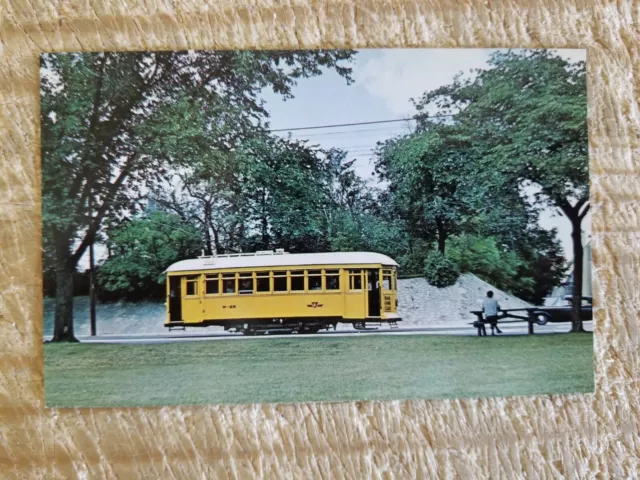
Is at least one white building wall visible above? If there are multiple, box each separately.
[582,241,592,297]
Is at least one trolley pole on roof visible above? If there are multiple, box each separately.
[89,195,97,337]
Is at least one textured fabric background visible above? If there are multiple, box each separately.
[0,1,637,478]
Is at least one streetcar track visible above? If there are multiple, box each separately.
[43,322,592,344]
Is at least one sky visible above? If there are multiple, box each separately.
[260,48,589,262]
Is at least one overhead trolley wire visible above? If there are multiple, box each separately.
[268,114,452,133]
[281,126,413,138]
[269,117,417,132]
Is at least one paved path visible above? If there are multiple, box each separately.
[43,321,593,345]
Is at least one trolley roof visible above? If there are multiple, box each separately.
[165,251,398,273]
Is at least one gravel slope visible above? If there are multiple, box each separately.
[397,273,532,327]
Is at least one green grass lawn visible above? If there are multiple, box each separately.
[44,334,594,408]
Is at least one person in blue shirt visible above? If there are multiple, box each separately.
[482,290,502,335]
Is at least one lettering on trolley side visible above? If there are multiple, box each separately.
[384,295,392,312]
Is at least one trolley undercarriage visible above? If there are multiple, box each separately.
[166,317,400,335]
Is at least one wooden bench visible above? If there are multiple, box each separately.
[469,309,536,336]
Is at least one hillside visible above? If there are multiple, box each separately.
[397,273,532,327]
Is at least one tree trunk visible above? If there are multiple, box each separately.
[202,202,218,256]
[52,261,78,342]
[212,227,221,255]
[437,231,446,254]
[238,222,246,251]
[260,190,269,249]
[261,216,269,248]
[204,202,220,255]
[202,207,213,256]
[554,196,589,333]
[570,216,585,333]
[228,223,236,251]
[89,241,97,337]
[203,228,213,256]
[436,218,447,254]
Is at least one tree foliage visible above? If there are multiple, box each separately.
[423,251,460,287]
[375,123,480,254]
[446,235,522,289]
[416,50,587,208]
[98,212,203,300]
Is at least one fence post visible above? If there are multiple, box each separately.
[527,312,535,335]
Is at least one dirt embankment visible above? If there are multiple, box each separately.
[397,274,532,327]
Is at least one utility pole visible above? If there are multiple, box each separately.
[89,195,97,336]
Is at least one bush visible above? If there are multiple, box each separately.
[446,234,528,294]
[423,251,460,287]
[395,239,430,276]
[398,250,429,276]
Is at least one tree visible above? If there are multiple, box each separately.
[446,235,522,289]
[150,141,407,263]
[445,232,567,304]
[319,149,413,263]
[511,227,569,304]
[416,50,588,330]
[455,181,569,304]
[152,147,246,256]
[41,50,355,341]
[98,212,203,300]
[237,136,334,253]
[374,121,506,255]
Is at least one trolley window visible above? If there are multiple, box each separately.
[349,270,363,290]
[308,270,322,291]
[222,273,236,294]
[382,270,392,291]
[392,270,397,291]
[290,270,304,291]
[169,279,180,298]
[256,271,270,292]
[325,269,340,290]
[205,274,220,295]
[274,271,287,292]
[239,272,253,294]
[185,276,199,296]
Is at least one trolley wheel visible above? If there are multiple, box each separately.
[301,326,320,334]
[535,313,550,326]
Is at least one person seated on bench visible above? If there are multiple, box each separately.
[482,290,502,335]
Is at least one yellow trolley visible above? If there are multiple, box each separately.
[165,250,400,334]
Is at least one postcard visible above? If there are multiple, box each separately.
[41,48,593,407]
